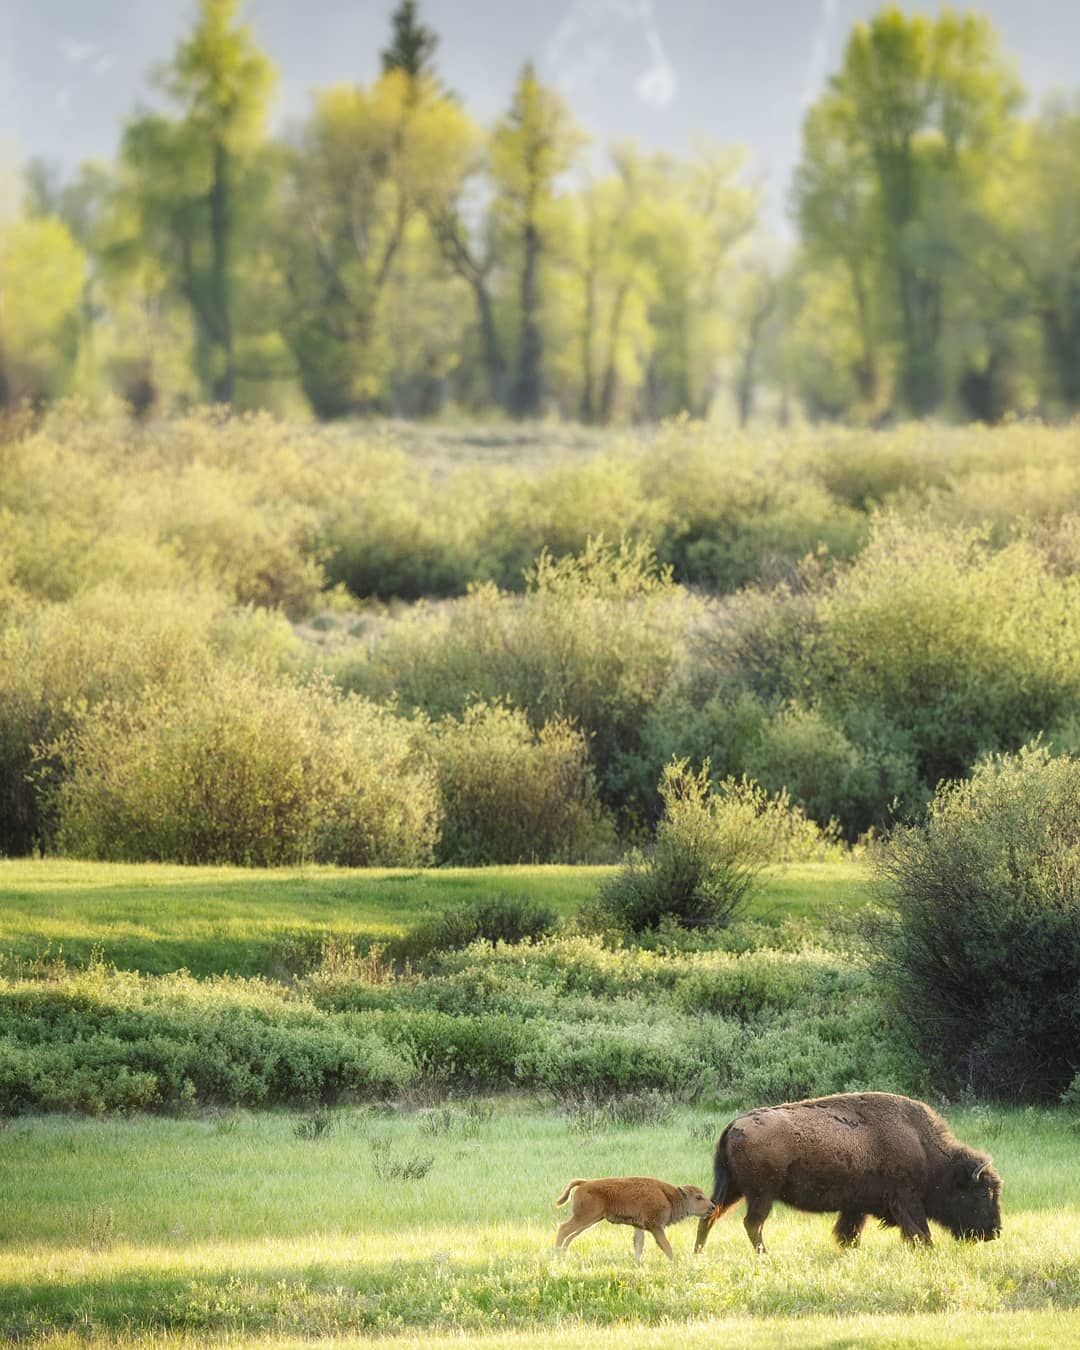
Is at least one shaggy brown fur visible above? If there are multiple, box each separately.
[694,1091,1002,1255]
[554,1176,714,1262]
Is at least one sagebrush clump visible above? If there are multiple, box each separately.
[874,742,1080,1101]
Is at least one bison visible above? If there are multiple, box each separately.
[694,1091,1002,1254]
[554,1177,714,1261]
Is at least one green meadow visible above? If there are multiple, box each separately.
[1,859,1078,1346]
[1,1101,1076,1346]
[0,858,870,977]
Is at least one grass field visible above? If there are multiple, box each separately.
[0,858,872,976]
[1,1105,1077,1346]
[2,856,1077,1346]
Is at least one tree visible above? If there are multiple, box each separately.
[0,213,85,406]
[990,96,1080,411]
[634,144,757,419]
[796,7,1022,416]
[120,0,277,404]
[491,64,582,418]
[279,71,474,416]
[381,0,439,84]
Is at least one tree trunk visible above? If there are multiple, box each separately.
[209,138,235,404]
[512,217,543,417]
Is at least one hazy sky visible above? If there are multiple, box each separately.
[2,0,1078,227]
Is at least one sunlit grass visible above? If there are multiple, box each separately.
[0,1105,1076,1344]
[0,859,872,976]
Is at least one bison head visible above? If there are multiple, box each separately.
[934,1153,1002,1241]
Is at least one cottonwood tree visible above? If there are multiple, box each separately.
[119,0,278,404]
[795,7,1022,416]
[491,63,583,418]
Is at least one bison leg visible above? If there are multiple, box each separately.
[833,1211,868,1248]
[632,1228,645,1263]
[648,1225,675,1262]
[743,1197,773,1254]
[555,1216,602,1251]
[895,1197,933,1247]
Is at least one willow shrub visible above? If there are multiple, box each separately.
[812,519,1080,785]
[53,669,440,866]
[343,538,695,812]
[589,760,833,934]
[423,701,615,864]
[874,743,1080,1102]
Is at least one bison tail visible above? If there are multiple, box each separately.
[705,1127,743,1231]
[554,1180,586,1208]
[710,1132,733,1212]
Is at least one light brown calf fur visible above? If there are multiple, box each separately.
[554,1177,713,1262]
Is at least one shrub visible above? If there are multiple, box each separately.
[873,743,1080,1101]
[591,760,829,933]
[425,702,614,864]
[388,894,558,964]
[52,669,441,866]
[813,519,1080,785]
[742,702,918,839]
[0,586,268,855]
[342,537,696,815]
[0,968,416,1114]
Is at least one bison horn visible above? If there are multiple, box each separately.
[971,1159,992,1182]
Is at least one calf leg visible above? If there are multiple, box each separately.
[833,1211,868,1248]
[693,1197,742,1253]
[649,1225,675,1262]
[743,1196,773,1254]
[632,1228,645,1263]
[555,1216,602,1251]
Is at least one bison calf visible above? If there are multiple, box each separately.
[694,1091,1002,1255]
[554,1176,714,1262]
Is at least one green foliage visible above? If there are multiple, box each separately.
[52,669,441,867]
[347,537,692,813]
[0,965,414,1114]
[0,215,86,406]
[813,519,1080,783]
[591,760,831,934]
[425,701,614,864]
[874,742,1080,1101]
[387,892,558,963]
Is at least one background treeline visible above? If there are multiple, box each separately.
[3,407,1080,862]
[5,1,1080,426]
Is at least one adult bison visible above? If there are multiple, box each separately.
[694,1091,1001,1253]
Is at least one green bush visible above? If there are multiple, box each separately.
[0,587,285,855]
[742,702,919,838]
[342,538,695,815]
[0,968,415,1114]
[874,743,1080,1101]
[813,520,1080,785]
[591,760,829,933]
[425,702,614,864]
[388,894,559,964]
[52,669,441,866]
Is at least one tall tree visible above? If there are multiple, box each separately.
[991,96,1080,411]
[0,212,85,407]
[280,70,474,416]
[381,1,439,83]
[120,0,276,404]
[491,64,582,418]
[796,7,1021,416]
